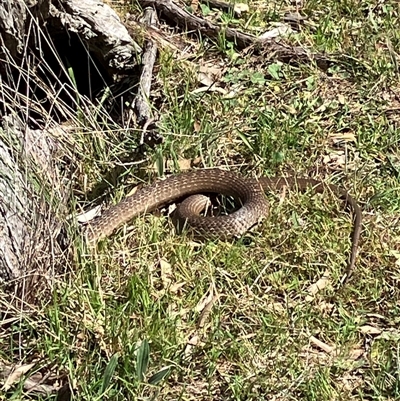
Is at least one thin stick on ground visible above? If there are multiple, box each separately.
[135,7,159,127]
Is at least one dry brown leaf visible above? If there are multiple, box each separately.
[195,284,215,313]
[338,94,346,104]
[305,270,331,301]
[348,348,365,360]
[260,24,294,40]
[198,71,215,87]
[197,294,219,328]
[234,3,249,14]
[76,205,101,223]
[341,372,364,392]
[188,240,203,247]
[2,363,35,391]
[159,258,173,288]
[177,158,193,171]
[199,65,223,75]
[196,63,226,92]
[315,301,335,315]
[365,312,386,320]
[126,185,139,197]
[390,250,400,266]
[377,329,400,340]
[191,86,228,95]
[193,121,201,133]
[284,105,297,114]
[323,151,347,167]
[160,158,194,171]
[169,282,186,293]
[184,333,201,357]
[266,302,285,313]
[192,156,202,166]
[329,132,357,143]
[359,325,382,335]
[310,336,335,354]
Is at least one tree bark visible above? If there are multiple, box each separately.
[0,0,142,295]
[0,116,65,297]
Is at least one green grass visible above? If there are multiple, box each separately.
[2,0,400,400]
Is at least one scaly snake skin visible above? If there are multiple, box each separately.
[86,169,361,282]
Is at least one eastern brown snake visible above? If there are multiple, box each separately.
[86,169,361,283]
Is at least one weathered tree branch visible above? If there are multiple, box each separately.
[134,8,159,126]
[140,0,256,48]
[139,0,331,67]
[48,0,141,74]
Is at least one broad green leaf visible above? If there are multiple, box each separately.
[268,63,282,80]
[136,339,150,382]
[100,353,119,394]
[237,132,254,151]
[148,366,171,385]
[200,4,211,16]
[155,150,164,177]
[250,72,266,85]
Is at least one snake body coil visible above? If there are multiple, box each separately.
[86,169,361,281]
